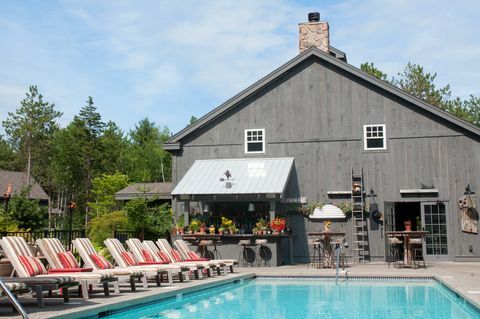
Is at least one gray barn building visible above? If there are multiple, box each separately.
[165,13,480,263]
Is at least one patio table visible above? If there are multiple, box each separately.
[386,231,428,267]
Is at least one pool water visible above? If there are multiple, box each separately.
[99,278,480,319]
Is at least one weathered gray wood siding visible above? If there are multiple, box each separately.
[172,57,480,262]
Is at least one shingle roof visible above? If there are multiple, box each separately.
[165,47,480,150]
[115,182,173,200]
[0,170,49,201]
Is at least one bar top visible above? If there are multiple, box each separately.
[307,232,346,236]
[179,233,290,239]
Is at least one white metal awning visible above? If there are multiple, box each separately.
[309,204,346,219]
[171,158,294,196]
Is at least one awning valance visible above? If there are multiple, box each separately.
[171,157,294,196]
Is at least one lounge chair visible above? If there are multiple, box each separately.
[38,238,145,291]
[174,239,237,273]
[0,236,117,300]
[125,238,192,282]
[155,239,214,278]
[103,238,175,285]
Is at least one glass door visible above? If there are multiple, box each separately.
[383,202,395,259]
[421,202,449,260]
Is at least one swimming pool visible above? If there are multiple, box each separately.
[95,278,480,319]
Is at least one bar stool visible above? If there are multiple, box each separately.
[211,238,222,259]
[198,240,214,258]
[255,239,271,267]
[410,238,425,269]
[387,237,403,268]
[330,236,347,269]
[308,238,322,268]
[238,239,254,267]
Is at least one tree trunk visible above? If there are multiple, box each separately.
[26,144,32,188]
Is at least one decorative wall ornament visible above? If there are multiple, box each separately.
[458,192,478,234]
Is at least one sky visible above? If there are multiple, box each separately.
[1,0,480,136]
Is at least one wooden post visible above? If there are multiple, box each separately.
[269,200,276,221]
[184,201,190,227]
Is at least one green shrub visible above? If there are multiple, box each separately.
[88,210,130,246]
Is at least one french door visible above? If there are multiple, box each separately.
[421,202,450,260]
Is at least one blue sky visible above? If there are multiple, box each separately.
[1,0,480,135]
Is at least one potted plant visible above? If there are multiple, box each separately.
[323,220,331,232]
[218,227,224,235]
[255,218,268,234]
[209,225,216,234]
[189,219,201,234]
[229,225,238,235]
[404,220,412,231]
[199,222,207,234]
[177,216,185,234]
[270,217,286,235]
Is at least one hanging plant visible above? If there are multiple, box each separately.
[299,202,324,217]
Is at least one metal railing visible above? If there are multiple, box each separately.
[0,230,86,251]
[0,278,29,318]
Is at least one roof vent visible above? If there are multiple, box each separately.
[308,12,320,23]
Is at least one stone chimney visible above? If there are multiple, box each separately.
[299,12,329,54]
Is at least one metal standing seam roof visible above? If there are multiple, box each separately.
[171,158,295,196]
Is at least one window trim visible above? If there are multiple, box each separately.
[244,128,266,154]
[363,124,387,151]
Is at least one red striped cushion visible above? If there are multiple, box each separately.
[187,251,200,260]
[57,251,79,268]
[121,251,137,266]
[90,253,112,269]
[18,255,47,276]
[157,251,171,263]
[170,249,183,262]
[141,249,154,262]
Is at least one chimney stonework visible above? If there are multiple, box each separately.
[299,13,329,54]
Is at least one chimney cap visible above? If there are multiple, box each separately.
[308,12,320,23]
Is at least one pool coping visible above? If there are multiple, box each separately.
[47,273,480,319]
[49,273,255,319]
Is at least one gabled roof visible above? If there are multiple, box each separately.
[115,182,173,200]
[0,170,49,201]
[165,47,480,150]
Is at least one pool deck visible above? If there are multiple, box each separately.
[2,262,480,318]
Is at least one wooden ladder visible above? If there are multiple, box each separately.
[351,168,369,263]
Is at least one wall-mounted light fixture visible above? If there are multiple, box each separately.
[248,203,255,212]
[203,203,210,213]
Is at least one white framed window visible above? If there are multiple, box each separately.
[244,129,265,154]
[363,124,386,150]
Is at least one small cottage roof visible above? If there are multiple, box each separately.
[115,182,173,200]
[0,170,49,201]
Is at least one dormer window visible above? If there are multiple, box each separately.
[245,129,265,154]
[363,124,386,150]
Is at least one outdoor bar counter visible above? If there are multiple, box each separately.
[177,234,293,266]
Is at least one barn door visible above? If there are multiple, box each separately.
[383,202,395,259]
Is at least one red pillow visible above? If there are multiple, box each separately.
[90,253,112,269]
[18,255,47,276]
[121,251,137,267]
[170,249,183,262]
[157,251,171,263]
[141,249,154,262]
[58,251,79,268]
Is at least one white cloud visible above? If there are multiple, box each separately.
[1,0,479,136]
